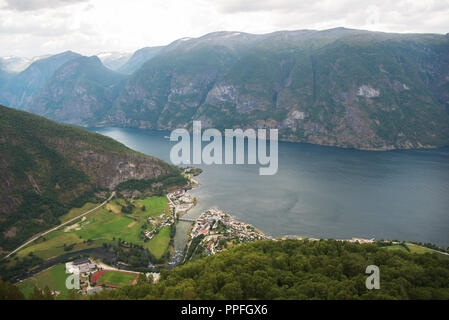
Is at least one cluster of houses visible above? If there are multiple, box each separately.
[143,214,173,240]
[189,208,271,256]
[168,190,196,216]
[344,237,375,244]
[143,208,175,241]
[143,215,174,240]
[307,237,375,244]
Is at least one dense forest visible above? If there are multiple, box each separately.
[90,240,448,300]
[2,239,449,300]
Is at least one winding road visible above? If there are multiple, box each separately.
[4,192,115,259]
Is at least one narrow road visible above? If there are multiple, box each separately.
[166,194,175,207]
[4,191,115,259]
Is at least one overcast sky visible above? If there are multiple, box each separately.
[1,0,449,57]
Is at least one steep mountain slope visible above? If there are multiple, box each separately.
[26,56,127,125]
[196,30,449,149]
[117,46,164,74]
[0,51,81,109]
[0,68,12,90]
[110,33,251,129]
[0,105,181,253]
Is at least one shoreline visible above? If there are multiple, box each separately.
[87,126,449,152]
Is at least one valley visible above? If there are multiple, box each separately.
[1,21,449,301]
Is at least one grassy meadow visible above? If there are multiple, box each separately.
[147,225,171,260]
[16,196,172,261]
[17,264,70,299]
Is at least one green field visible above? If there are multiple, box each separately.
[58,202,101,223]
[405,243,447,255]
[17,264,70,299]
[147,226,171,259]
[16,196,172,260]
[135,196,170,217]
[74,209,144,244]
[384,244,409,253]
[96,271,137,287]
[383,243,449,258]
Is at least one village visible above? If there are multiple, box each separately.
[143,211,175,241]
[187,207,376,259]
[167,189,196,217]
[189,208,272,256]
[280,235,375,244]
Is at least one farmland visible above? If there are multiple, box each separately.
[59,202,102,223]
[147,226,171,260]
[15,196,173,262]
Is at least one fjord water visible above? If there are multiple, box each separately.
[94,127,449,247]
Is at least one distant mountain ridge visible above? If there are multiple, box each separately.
[1,28,449,150]
[117,46,164,74]
[0,51,82,109]
[0,55,51,73]
[28,56,127,124]
[97,51,131,71]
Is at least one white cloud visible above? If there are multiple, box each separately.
[3,0,88,11]
[0,0,448,57]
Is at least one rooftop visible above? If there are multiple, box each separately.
[73,257,90,266]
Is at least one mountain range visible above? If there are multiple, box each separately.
[1,27,449,150]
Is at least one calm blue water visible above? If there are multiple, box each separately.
[92,127,449,247]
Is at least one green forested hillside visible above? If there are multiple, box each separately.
[91,240,449,300]
[0,105,181,253]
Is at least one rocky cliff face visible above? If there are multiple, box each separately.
[43,137,171,190]
[26,56,126,125]
[105,29,449,150]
